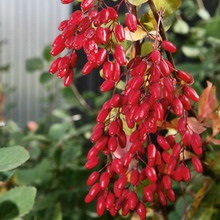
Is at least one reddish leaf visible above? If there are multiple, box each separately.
[187,117,206,134]
[198,81,219,121]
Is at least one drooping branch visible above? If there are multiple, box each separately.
[148,0,176,69]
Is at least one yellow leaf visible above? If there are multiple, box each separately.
[127,0,148,6]
[153,0,182,17]
[125,26,147,41]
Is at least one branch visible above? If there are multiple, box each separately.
[148,0,176,69]
[70,83,92,112]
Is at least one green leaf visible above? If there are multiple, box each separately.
[153,0,182,17]
[39,72,53,84]
[0,146,29,172]
[182,46,207,58]
[127,0,147,7]
[42,45,53,61]
[53,203,62,220]
[15,159,53,185]
[26,58,44,72]
[0,186,36,219]
[48,123,71,141]
[173,19,189,34]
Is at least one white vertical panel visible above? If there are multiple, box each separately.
[0,0,72,126]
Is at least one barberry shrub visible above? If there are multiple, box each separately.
[49,0,220,219]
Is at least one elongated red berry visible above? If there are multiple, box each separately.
[96,197,106,216]
[108,136,118,152]
[176,70,193,84]
[157,135,170,150]
[96,48,107,66]
[61,0,73,4]
[106,192,115,210]
[87,171,99,186]
[127,191,138,210]
[183,85,199,102]
[191,157,203,173]
[161,40,177,53]
[191,132,203,155]
[85,182,101,203]
[100,80,115,92]
[166,188,176,202]
[162,175,172,190]
[125,13,137,32]
[114,44,127,66]
[151,50,161,64]
[145,166,157,182]
[136,202,146,220]
[147,144,156,166]
[100,172,110,188]
[81,0,94,11]
[115,24,125,42]
[85,157,99,169]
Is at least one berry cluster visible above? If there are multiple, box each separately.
[50,0,203,219]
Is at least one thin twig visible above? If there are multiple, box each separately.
[148,0,176,69]
[70,83,92,111]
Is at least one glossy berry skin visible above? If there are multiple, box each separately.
[125,13,138,32]
[161,40,177,53]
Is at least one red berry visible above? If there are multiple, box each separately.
[161,40,177,53]
[81,0,94,11]
[166,188,176,202]
[157,135,170,151]
[136,202,146,220]
[127,191,139,210]
[100,80,115,92]
[145,166,157,182]
[162,175,172,190]
[191,157,203,173]
[171,98,184,116]
[61,0,73,3]
[96,197,106,216]
[130,170,140,186]
[85,157,99,169]
[115,24,125,42]
[125,13,138,32]
[108,136,118,152]
[114,44,127,66]
[147,144,156,167]
[96,48,107,66]
[106,192,115,210]
[87,171,99,186]
[151,50,161,64]
[183,85,199,102]
[100,172,110,188]
[176,70,194,84]
[82,61,95,75]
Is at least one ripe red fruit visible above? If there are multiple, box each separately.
[151,50,161,64]
[96,197,106,216]
[143,186,154,202]
[162,175,172,190]
[108,136,118,152]
[107,7,118,20]
[157,135,170,151]
[125,13,138,32]
[64,70,74,86]
[182,166,191,182]
[100,80,115,92]
[90,123,104,142]
[183,85,199,102]
[117,174,127,189]
[96,48,107,66]
[176,70,194,84]
[85,157,99,169]
[166,189,176,202]
[147,144,156,166]
[96,27,108,44]
[82,61,95,75]
[114,44,127,66]
[106,192,115,210]
[100,172,110,188]
[159,59,171,76]
[127,191,139,210]
[87,146,99,160]
[154,102,164,120]
[87,171,99,186]
[130,170,140,186]
[115,24,125,42]
[61,0,73,4]
[161,40,177,53]
[145,166,157,182]
[171,98,184,116]
[191,132,203,155]
[85,182,101,203]
[136,202,146,220]
[158,190,167,206]
[191,157,203,173]
[81,0,94,11]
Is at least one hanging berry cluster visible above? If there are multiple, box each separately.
[50,0,203,219]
